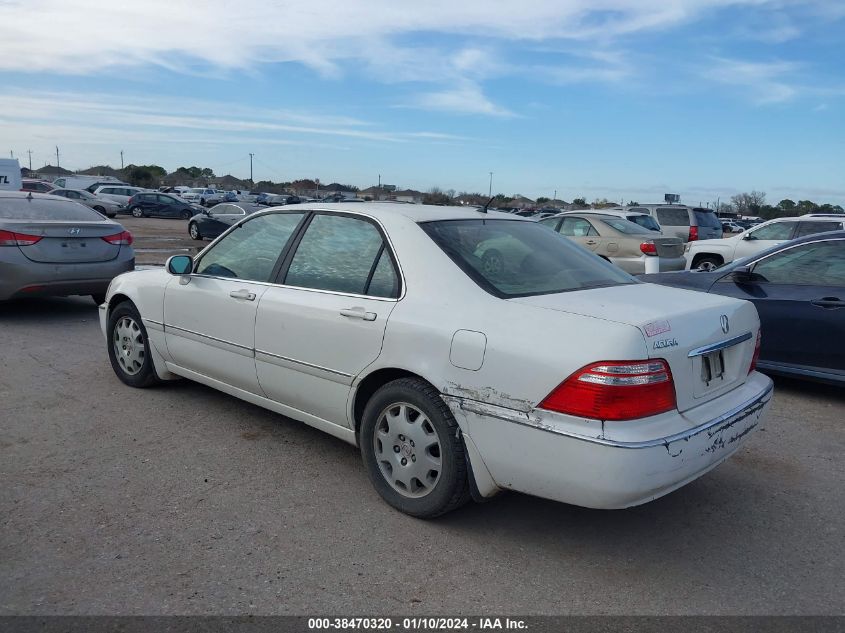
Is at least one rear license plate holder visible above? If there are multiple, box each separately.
[701,350,725,385]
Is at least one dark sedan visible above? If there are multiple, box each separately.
[188,202,264,240]
[641,231,845,385]
[257,194,301,206]
[126,192,203,219]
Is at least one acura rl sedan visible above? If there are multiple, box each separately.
[100,203,772,517]
[1,191,134,304]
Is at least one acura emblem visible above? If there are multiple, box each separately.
[68,227,81,235]
[720,315,730,334]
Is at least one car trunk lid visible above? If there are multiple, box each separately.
[652,237,684,259]
[9,221,122,263]
[511,283,759,413]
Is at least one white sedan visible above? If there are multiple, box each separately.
[100,203,773,518]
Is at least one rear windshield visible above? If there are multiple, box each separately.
[421,219,635,298]
[626,214,661,231]
[599,218,654,235]
[0,197,105,221]
[656,207,690,226]
[693,209,722,229]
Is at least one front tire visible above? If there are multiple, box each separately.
[91,293,106,305]
[107,302,160,388]
[180,209,191,220]
[131,206,144,218]
[189,222,202,240]
[360,378,470,518]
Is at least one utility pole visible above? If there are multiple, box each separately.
[56,146,60,170]
[553,189,557,202]
[120,150,124,169]
[9,151,13,159]
[249,153,254,182]
[488,172,493,198]
[27,149,32,171]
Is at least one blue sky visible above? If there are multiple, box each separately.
[1,0,843,205]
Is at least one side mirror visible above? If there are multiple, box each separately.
[742,233,754,240]
[166,255,193,275]
[728,265,756,283]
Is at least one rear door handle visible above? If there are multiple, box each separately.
[340,307,377,321]
[811,297,845,309]
[229,289,256,301]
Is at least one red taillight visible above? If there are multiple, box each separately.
[749,331,762,374]
[640,241,657,255]
[688,226,699,241]
[0,229,43,246]
[539,360,677,421]
[101,230,133,246]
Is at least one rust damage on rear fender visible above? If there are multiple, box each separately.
[442,382,535,413]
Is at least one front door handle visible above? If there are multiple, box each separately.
[340,307,377,321]
[229,289,256,301]
[811,297,845,309]
[585,240,597,245]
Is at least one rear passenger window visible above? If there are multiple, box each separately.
[795,221,842,238]
[560,217,598,237]
[284,214,397,297]
[656,208,690,226]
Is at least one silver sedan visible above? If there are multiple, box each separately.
[49,188,123,218]
[0,192,135,304]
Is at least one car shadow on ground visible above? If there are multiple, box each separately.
[0,296,99,322]
[766,374,843,402]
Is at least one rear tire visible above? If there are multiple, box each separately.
[360,378,471,518]
[107,302,160,388]
[131,207,144,218]
[189,222,202,240]
[180,210,191,220]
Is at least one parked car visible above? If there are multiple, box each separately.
[182,188,225,207]
[52,175,128,193]
[684,214,845,270]
[538,212,685,274]
[0,192,134,304]
[49,188,122,218]
[721,221,745,233]
[126,192,203,219]
[0,158,22,191]
[258,194,301,207]
[188,202,264,240]
[626,204,723,242]
[642,231,845,385]
[591,208,662,232]
[92,185,147,206]
[100,202,771,517]
[21,179,55,193]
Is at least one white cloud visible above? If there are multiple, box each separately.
[0,1,806,76]
[702,57,801,103]
[409,82,517,117]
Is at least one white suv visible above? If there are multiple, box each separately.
[685,214,845,270]
[182,188,224,206]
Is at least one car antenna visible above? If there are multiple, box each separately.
[479,196,494,214]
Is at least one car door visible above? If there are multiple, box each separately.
[715,238,845,372]
[733,220,796,260]
[164,211,308,393]
[254,212,401,427]
[559,216,602,252]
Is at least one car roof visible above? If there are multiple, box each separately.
[286,202,526,223]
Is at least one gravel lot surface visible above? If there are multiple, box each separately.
[1,219,843,615]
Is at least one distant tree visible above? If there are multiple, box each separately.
[717,202,735,215]
[571,197,587,208]
[818,203,844,214]
[423,187,451,205]
[627,200,640,206]
[536,197,550,204]
[777,199,796,211]
[592,197,615,209]
[731,191,766,215]
[797,200,818,213]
